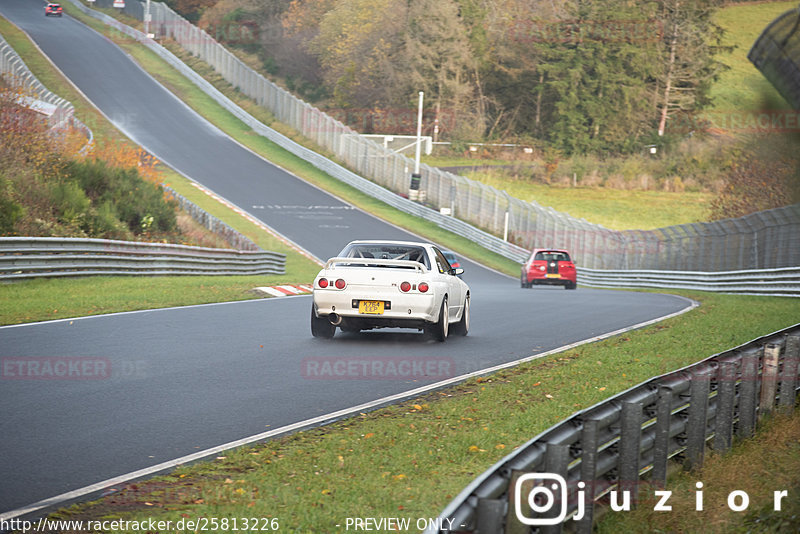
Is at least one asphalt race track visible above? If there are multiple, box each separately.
[0,0,694,518]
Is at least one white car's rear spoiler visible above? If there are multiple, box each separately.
[324,257,428,273]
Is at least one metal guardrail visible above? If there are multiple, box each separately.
[425,324,800,533]
[0,237,285,279]
[0,33,93,154]
[64,0,531,265]
[62,1,800,289]
[578,266,800,297]
[72,0,800,272]
[164,186,261,252]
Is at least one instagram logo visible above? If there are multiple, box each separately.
[515,473,586,525]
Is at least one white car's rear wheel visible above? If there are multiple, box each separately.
[426,297,449,342]
[310,304,335,339]
[452,294,469,336]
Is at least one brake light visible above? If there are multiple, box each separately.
[418,282,429,293]
[400,281,411,292]
[335,279,346,289]
[318,278,329,288]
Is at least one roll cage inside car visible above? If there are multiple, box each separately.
[340,243,432,270]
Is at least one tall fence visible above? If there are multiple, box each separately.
[425,324,800,533]
[74,1,800,272]
[0,33,93,151]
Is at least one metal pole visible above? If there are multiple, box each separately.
[414,91,423,175]
[409,91,423,201]
[144,0,152,38]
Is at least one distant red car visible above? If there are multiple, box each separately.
[521,249,577,290]
[45,3,63,16]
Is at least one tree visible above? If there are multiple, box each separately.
[403,0,476,138]
[654,0,728,137]
[534,0,656,153]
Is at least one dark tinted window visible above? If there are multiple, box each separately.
[533,251,571,262]
[339,243,430,269]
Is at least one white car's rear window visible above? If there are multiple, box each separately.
[340,244,430,269]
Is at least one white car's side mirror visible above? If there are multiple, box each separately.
[453,268,465,276]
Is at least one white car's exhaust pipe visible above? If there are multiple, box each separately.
[328,313,342,326]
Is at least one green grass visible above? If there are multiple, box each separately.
[49,292,799,532]
[0,13,324,326]
[0,275,276,325]
[0,16,124,144]
[597,409,800,534]
[709,1,796,113]
[5,6,800,533]
[60,1,522,278]
[0,10,517,326]
[459,173,713,230]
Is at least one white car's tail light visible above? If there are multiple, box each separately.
[318,278,329,288]
[418,282,429,293]
[335,278,346,290]
[400,281,411,293]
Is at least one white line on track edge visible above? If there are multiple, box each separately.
[0,295,698,522]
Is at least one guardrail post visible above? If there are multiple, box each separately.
[759,343,782,417]
[619,401,643,505]
[684,369,711,471]
[506,470,531,534]
[474,498,505,534]
[506,444,568,534]
[575,419,599,534]
[714,360,737,453]
[778,335,800,411]
[652,385,673,488]
[738,350,759,439]
[542,443,569,534]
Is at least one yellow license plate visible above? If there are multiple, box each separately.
[546,274,561,278]
[358,301,384,314]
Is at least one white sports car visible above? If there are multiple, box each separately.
[311,240,470,341]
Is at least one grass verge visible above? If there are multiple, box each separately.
[448,173,712,231]
[62,0,522,280]
[709,1,796,113]
[44,291,798,532]
[597,409,800,534]
[0,13,324,326]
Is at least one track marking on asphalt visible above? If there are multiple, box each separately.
[0,295,698,522]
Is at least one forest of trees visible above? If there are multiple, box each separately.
[179,0,729,155]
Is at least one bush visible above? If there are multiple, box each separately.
[0,179,23,235]
[65,159,177,235]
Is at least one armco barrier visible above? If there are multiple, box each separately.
[67,0,800,272]
[63,0,530,265]
[164,186,261,252]
[0,32,93,153]
[578,266,800,297]
[425,325,800,533]
[0,237,285,280]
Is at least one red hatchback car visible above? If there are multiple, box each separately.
[521,249,577,290]
[45,3,63,16]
